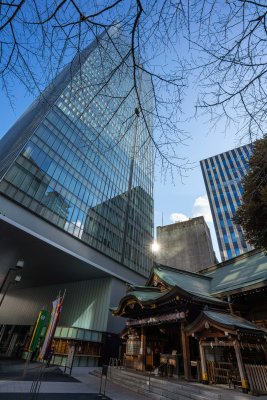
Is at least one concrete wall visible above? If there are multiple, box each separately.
[156,217,217,273]
[0,277,126,334]
[107,279,128,333]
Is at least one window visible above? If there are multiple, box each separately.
[227,249,232,259]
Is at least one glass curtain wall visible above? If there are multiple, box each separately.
[0,31,154,276]
[201,144,253,261]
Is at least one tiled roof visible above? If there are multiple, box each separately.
[185,310,267,336]
[153,265,225,303]
[126,289,166,303]
[202,251,267,295]
[203,310,267,333]
[113,252,267,316]
[154,265,211,293]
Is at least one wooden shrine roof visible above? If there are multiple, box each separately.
[151,264,212,298]
[201,249,267,296]
[186,310,267,337]
[112,265,227,317]
[112,251,267,318]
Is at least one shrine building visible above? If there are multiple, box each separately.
[112,249,267,394]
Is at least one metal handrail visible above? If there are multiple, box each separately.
[109,357,122,368]
[148,362,167,392]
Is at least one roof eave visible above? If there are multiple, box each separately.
[212,279,267,297]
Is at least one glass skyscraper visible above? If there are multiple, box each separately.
[0,29,154,276]
[200,144,254,261]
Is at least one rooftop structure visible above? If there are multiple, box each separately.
[156,217,217,273]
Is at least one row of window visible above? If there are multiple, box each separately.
[0,34,154,275]
[3,148,153,272]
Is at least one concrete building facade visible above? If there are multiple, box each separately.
[156,217,217,273]
[200,144,254,261]
[0,30,154,365]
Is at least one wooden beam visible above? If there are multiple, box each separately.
[199,341,208,384]
[201,341,234,347]
[181,321,191,381]
[139,326,146,371]
[234,341,249,393]
[197,332,227,339]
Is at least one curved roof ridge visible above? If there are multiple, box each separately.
[154,263,212,281]
[204,310,267,333]
[127,284,161,292]
[200,249,260,275]
[186,309,267,335]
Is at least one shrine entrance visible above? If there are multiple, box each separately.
[122,317,199,380]
[113,264,229,381]
[113,261,267,395]
[186,310,267,393]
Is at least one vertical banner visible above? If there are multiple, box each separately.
[38,293,65,360]
[28,310,50,352]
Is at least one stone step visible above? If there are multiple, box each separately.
[109,368,220,399]
[150,380,251,400]
[147,382,216,400]
[108,370,214,400]
[105,374,164,400]
[111,378,187,400]
[143,383,209,400]
[95,368,251,400]
[111,378,210,400]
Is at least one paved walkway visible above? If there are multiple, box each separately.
[1,363,267,400]
[0,395,110,399]
[0,366,149,400]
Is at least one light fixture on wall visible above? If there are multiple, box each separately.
[0,259,24,307]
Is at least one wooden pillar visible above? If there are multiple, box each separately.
[227,295,234,315]
[140,326,146,371]
[181,321,191,380]
[234,341,249,393]
[199,341,208,384]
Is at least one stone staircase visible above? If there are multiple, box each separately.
[91,367,254,400]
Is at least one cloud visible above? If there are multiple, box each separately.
[75,220,83,228]
[192,195,212,223]
[64,219,84,238]
[169,213,189,223]
[168,195,212,225]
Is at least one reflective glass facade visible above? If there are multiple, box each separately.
[200,144,254,261]
[0,31,154,276]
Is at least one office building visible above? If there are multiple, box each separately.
[200,144,253,261]
[0,29,153,364]
[156,216,217,273]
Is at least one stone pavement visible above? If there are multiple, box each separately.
[0,395,110,399]
[1,362,267,400]
[0,365,150,400]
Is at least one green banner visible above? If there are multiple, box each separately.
[28,310,50,352]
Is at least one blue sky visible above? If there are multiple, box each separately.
[152,69,249,261]
[1,2,252,261]
[153,127,235,260]
[1,11,250,263]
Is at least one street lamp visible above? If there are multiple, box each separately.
[15,260,24,269]
[14,275,22,283]
[0,260,24,307]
